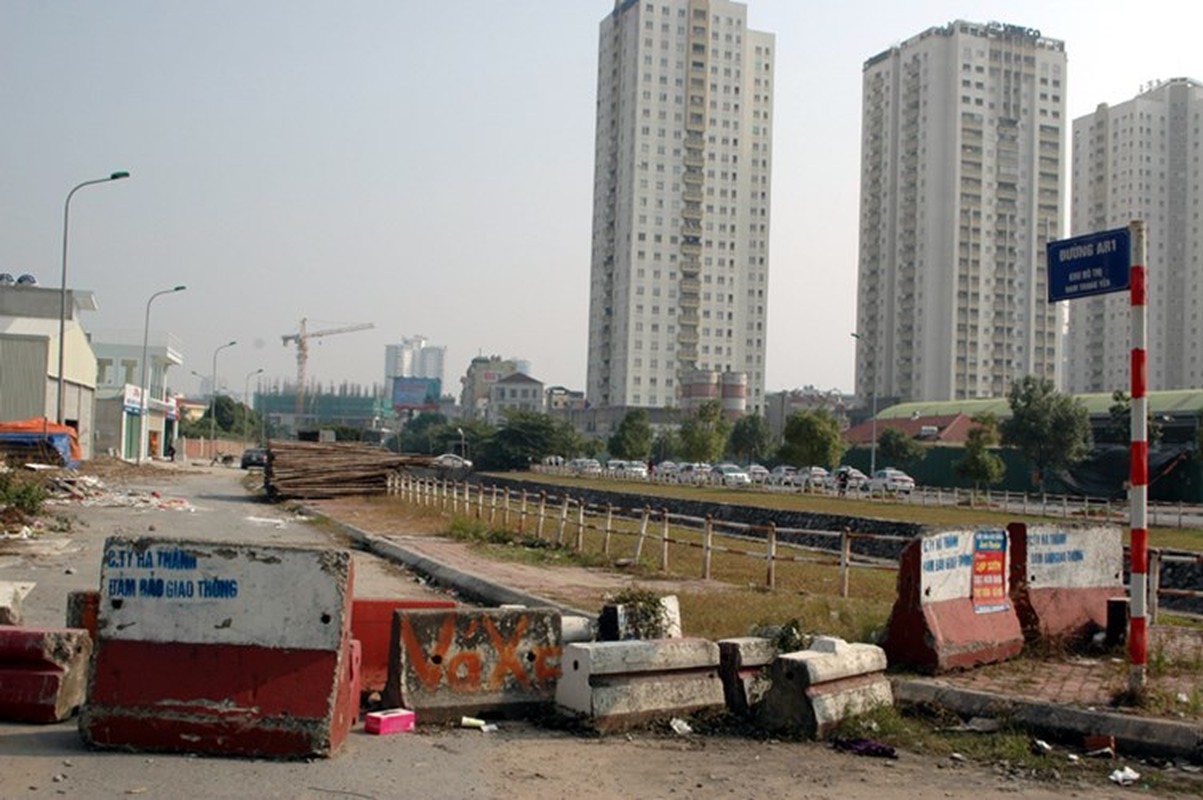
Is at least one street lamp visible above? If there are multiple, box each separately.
[209,340,237,462]
[457,427,466,459]
[137,285,186,464]
[243,368,264,450]
[57,170,130,424]
[851,332,878,475]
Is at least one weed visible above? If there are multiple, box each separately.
[0,471,48,516]
[606,587,672,638]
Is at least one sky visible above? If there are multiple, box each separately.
[2,1,1198,401]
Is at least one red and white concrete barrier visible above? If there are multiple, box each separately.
[1009,522,1124,643]
[0,626,92,723]
[80,536,358,758]
[882,529,1024,672]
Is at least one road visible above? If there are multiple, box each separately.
[0,464,1146,799]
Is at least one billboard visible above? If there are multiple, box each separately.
[392,377,441,411]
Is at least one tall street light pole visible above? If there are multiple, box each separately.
[138,285,186,464]
[243,368,264,450]
[851,332,878,475]
[209,340,237,462]
[57,171,130,424]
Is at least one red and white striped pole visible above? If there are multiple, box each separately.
[1128,219,1148,692]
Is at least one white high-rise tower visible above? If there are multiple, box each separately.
[1067,78,1203,393]
[856,21,1067,403]
[586,0,773,413]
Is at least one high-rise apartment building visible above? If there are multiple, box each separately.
[384,335,445,387]
[586,0,773,413]
[856,21,1066,404]
[1066,78,1203,393]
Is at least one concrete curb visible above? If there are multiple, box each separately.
[895,678,1203,762]
[311,510,595,620]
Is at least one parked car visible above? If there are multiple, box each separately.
[826,466,869,492]
[799,466,830,490]
[569,457,602,476]
[746,463,770,483]
[652,461,679,478]
[768,465,799,486]
[240,447,268,469]
[677,462,712,484]
[868,467,915,494]
[713,463,752,487]
[433,453,473,470]
[623,461,649,479]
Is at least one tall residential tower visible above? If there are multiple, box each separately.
[586,0,773,413]
[856,21,1067,404]
[1066,78,1203,393]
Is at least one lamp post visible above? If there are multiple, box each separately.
[457,427,466,459]
[243,368,264,450]
[137,285,186,464]
[851,332,878,475]
[209,341,237,462]
[57,171,130,424]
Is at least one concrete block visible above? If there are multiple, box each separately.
[557,638,724,730]
[351,598,457,696]
[758,638,893,738]
[882,530,1023,672]
[0,581,35,625]
[599,594,682,641]
[387,607,561,723]
[561,614,596,643]
[80,536,356,758]
[718,637,777,716]
[65,589,99,641]
[0,625,92,722]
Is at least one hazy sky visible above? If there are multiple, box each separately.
[2,1,1197,400]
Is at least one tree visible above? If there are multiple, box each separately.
[478,410,560,471]
[400,412,450,454]
[1106,390,1163,445]
[726,413,774,464]
[778,409,845,468]
[678,400,731,463]
[650,429,680,463]
[876,427,925,469]
[608,409,653,460]
[1000,376,1092,490]
[956,413,1006,493]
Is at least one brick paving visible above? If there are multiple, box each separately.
[930,626,1203,721]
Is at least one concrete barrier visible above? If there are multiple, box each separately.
[65,589,99,641]
[882,529,1023,672]
[598,595,682,641]
[0,581,35,625]
[717,637,777,716]
[80,536,358,758]
[758,636,893,738]
[0,626,92,722]
[1009,522,1124,643]
[556,638,725,730]
[351,598,457,697]
[386,607,561,723]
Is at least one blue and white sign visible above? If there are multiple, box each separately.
[1047,227,1131,302]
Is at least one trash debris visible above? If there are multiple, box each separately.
[949,753,967,763]
[669,718,693,736]
[943,716,1001,733]
[1176,692,1190,704]
[1109,766,1140,785]
[1086,747,1116,759]
[480,723,499,733]
[1067,754,1080,763]
[1031,739,1053,754]
[832,738,898,759]
[460,716,485,729]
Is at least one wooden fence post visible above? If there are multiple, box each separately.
[1149,548,1162,625]
[603,504,613,556]
[489,485,499,524]
[765,523,777,589]
[536,492,547,540]
[576,500,586,552]
[518,490,528,534]
[503,488,511,528]
[839,527,852,598]
[476,483,484,519]
[556,497,570,545]
[702,515,713,580]
[659,508,670,572]
[633,506,651,563]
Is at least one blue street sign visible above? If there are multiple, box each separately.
[1047,227,1131,302]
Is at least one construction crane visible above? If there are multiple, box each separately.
[281,317,375,417]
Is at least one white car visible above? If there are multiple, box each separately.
[713,463,752,487]
[799,466,830,490]
[826,466,869,492]
[747,463,770,483]
[868,467,916,494]
[768,465,799,486]
[569,458,603,476]
[433,453,473,470]
[623,462,649,479]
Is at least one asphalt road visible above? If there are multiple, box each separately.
[0,465,1148,799]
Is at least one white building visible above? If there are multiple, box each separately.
[92,331,184,460]
[1066,77,1203,393]
[487,372,545,425]
[384,335,445,388]
[856,21,1066,404]
[586,0,773,414]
